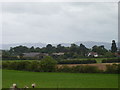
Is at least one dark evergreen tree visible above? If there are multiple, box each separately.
[30,46,35,52]
[111,40,117,53]
[78,44,89,56]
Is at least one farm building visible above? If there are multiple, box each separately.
[88,52,98,57]
[52,52,64,56]
[22,52,48,59]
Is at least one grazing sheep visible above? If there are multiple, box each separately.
[10,84,18,90]
[31,83,36,88]
[13,84,17,88]
[24,86,29,88]
[10,83,17,88]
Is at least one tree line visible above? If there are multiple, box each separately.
[2,40,118,60]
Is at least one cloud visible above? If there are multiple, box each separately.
[2,2,118,44]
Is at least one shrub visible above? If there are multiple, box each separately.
[40,56,57,72]
[81,65,100,73]
[17,61,30,71]
[58,59,96,64]
[26,61,40,72]
[102,58,120,63]
[118,64,120,73]
[57,65,100,73]
[57,65,72,72]
[7,62,19,70]
[2,61,10,69]
[105,64,118,73]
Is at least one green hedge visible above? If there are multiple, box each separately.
[2,56,57,72]
[58,59,97,64]
[2,58,120,73]
[57,65,100,73]
[102,58,120,63]
[105,64,120,74]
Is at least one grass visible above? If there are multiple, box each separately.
[2,69,119,88]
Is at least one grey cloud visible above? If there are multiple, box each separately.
[2,2,118,44]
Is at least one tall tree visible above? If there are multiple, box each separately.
[9,45,29,55]
[111,40,117,53]
[70,44,78,53]
[30,46,35,52]
[46,44,55,54]
[78,44,89,56]
[92,45,108,55]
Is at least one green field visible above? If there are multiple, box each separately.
[2,70,118,88]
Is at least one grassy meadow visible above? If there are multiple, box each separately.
[2,70,118,88]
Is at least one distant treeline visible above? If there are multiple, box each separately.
[2,40,119,59]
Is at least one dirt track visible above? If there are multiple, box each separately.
[58,63,119,71]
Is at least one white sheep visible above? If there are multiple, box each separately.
[24,86,29,88]
[11,83,17,88]
[10,84,18,90]
[31,83,36,88]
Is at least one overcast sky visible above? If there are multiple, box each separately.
[1,2,118,44]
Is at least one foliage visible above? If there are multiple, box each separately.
[2,60,120,74]
[39,56,57,72]
[2,43,90,60]
[57,65,100,73]
[102,58,120,63]
[105,64,119,73]
[111,40,117,53]
[92,45,108,55]
[104,52,115,58]
[58,59,96,64]
[3,41,118,60]
[9,46,29,55]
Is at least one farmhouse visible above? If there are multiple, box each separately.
[22,52,48,59]
[88,52,98,57]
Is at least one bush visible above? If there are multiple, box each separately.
[40,56,57,72]
[2,56,19,60]
[57,65,72,72]
[105,64,119,73]
[118,64,120,73]
[102,58,120,63]
[58,59,96,64]
[81,65,100,73]
[57,65,100,73]
[26,61,40,72]
[17,61,30,71]
[2,61,11,69]
[2,57,57,72]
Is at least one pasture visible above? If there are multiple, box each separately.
[2,70,118,88]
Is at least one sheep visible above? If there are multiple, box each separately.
[31,83,36,88]
[10,84,18,90]
[24,86,29,88]
[10,83,36,89]
[10,83,17,88]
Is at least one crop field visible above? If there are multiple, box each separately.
[2,70,118,88]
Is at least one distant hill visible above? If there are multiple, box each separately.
[74,41,111,50]
[1,41,112,50]
[1,43,46,50]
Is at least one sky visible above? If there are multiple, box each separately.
[1,2,118,44]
